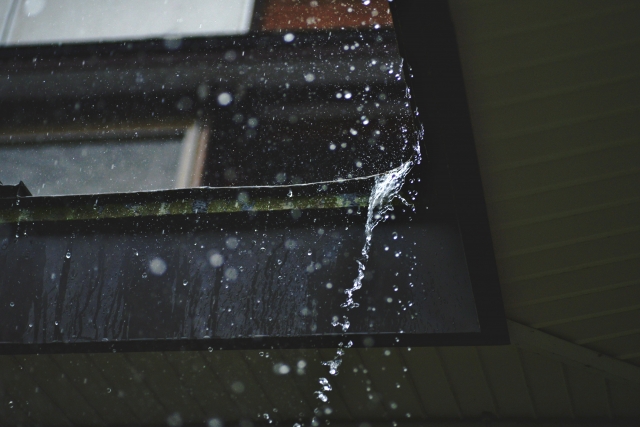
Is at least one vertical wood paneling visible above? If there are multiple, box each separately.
[202,350,274,419]
[318,348,386,420]
[51,353,141,425]
[0,358,31,426]
[87,353,167,425]
[123,352,207,424]
[357,347,426,419]
[279,349,353,420]
[0,356,71,426]
[163,350,240,421]
[518,350,573,418]
[13,355,104,426]
[242,349,312,421]
[401,348,462,418]
[607,380,640,418]
[564,365,610,417]
[436,347,496,418]
[477,346,536,418]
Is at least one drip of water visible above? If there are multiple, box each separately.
[310,97,423,415]
[313,154,419,408]
[342,159,414,311]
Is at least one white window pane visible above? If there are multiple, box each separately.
[0,139,183,195]
[5,0,254,45]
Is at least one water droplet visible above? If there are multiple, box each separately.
[231,381,245,393]
[65,251,71,259]
[23,0,46,17]
[166,412,183,427]
[182,280,188,286]
[225,237,239,250]
[217,92,233,106]
[283,33,295,43]
[149,257,167,276]
[209,252,224,267]
[273,363,290,375]
[224,50,237,62]
[224,267,238,281]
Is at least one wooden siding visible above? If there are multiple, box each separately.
[450,0,640,365]
[1,347,639,425]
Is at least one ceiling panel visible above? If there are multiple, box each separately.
[87,353,167,425]
[493,200,640,261]
[543,310,640,349]
[2,345,640,425]
[450,0,640,393]
[501,256,640,307]
[487,172,640,227]
[400,347,462,418]
[476,346,536,418]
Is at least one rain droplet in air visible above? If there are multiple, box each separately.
[273,363,291,375]
[209,252,224,267]
[217,92,233,106]
[149,257,167,276]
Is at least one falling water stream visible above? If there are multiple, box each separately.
[311,148,420,420]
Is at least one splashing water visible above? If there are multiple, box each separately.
[311,78,423,414]
[342,159,414,311]
[313,152,419,406]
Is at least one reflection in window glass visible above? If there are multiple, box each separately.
[0,139,182,195]
[0,3,461,427]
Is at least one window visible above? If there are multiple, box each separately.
[0,0,505,351]
[0,2,508,426]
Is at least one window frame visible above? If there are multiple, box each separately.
[0,0,510,354]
